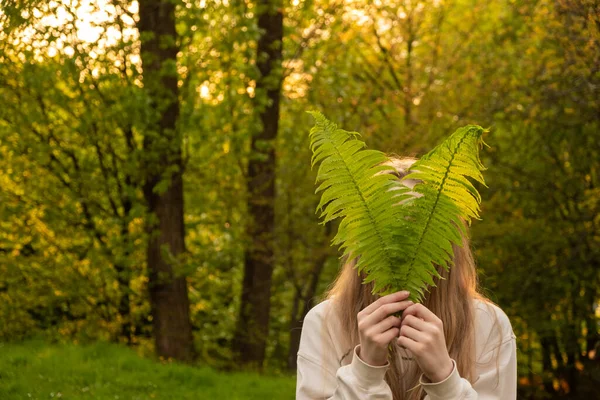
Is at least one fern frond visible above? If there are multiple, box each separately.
[393,125,488,301]
[307,111,410,294]
[307,112,488,303]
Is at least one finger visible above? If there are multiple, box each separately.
[370,315,401,334]
[402,303,440,324]
[377,327,400,345]
[363,300,413,327]
[402,314,433,333]
[360,291,410,316]
[399,324,422,342]
[397,335,420,352]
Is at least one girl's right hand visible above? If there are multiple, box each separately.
[356,290,413,366]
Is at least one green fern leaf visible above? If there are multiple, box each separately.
[392,126,488,301]
[307,111,410,294]
[308,112,488,303]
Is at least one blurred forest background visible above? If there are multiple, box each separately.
[0,0,598,399]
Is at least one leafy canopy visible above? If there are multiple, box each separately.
[308,111,488,302]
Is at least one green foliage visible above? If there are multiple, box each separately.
[0,340,295,399]
[309,112,487,301]
[0,0,597,395]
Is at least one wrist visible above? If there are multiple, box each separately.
[351,344,389,387]
[357,345,387,367]
[425,358,454,383]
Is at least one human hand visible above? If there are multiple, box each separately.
[356,290,413,366]
[397,303,453,382]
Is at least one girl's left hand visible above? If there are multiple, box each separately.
[396,303,454,383]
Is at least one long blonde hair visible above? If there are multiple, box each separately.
[322,155,488,400]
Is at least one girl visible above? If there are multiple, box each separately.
[296,156,517,399]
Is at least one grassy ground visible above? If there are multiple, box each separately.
[0,340,295,400]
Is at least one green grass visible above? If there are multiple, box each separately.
[0,340,295,400]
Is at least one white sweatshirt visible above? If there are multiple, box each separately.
[296,298,517,399]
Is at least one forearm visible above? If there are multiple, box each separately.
[422,359,478,400]
[422,334,517,400]
[296,345,393,400]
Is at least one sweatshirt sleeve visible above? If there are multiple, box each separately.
[421,316,518,399]
[296,301,393,399]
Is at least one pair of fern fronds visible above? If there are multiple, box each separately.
[308,111,488,302]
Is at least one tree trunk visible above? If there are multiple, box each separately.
[115,262,132,343]
[114,195,135,343]
[138,0,195,362]
[233,0,283,368]
[404,13,414,128]
[287,253,329,370]
[540,336,557,395]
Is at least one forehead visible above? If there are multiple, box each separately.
[401,178,420,190]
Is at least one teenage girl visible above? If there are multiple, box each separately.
[296,156,517,399]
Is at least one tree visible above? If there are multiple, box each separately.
[0,0,149,343]
[138,0,195,362]
[470,0,600,396]
[232,0,284,368]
